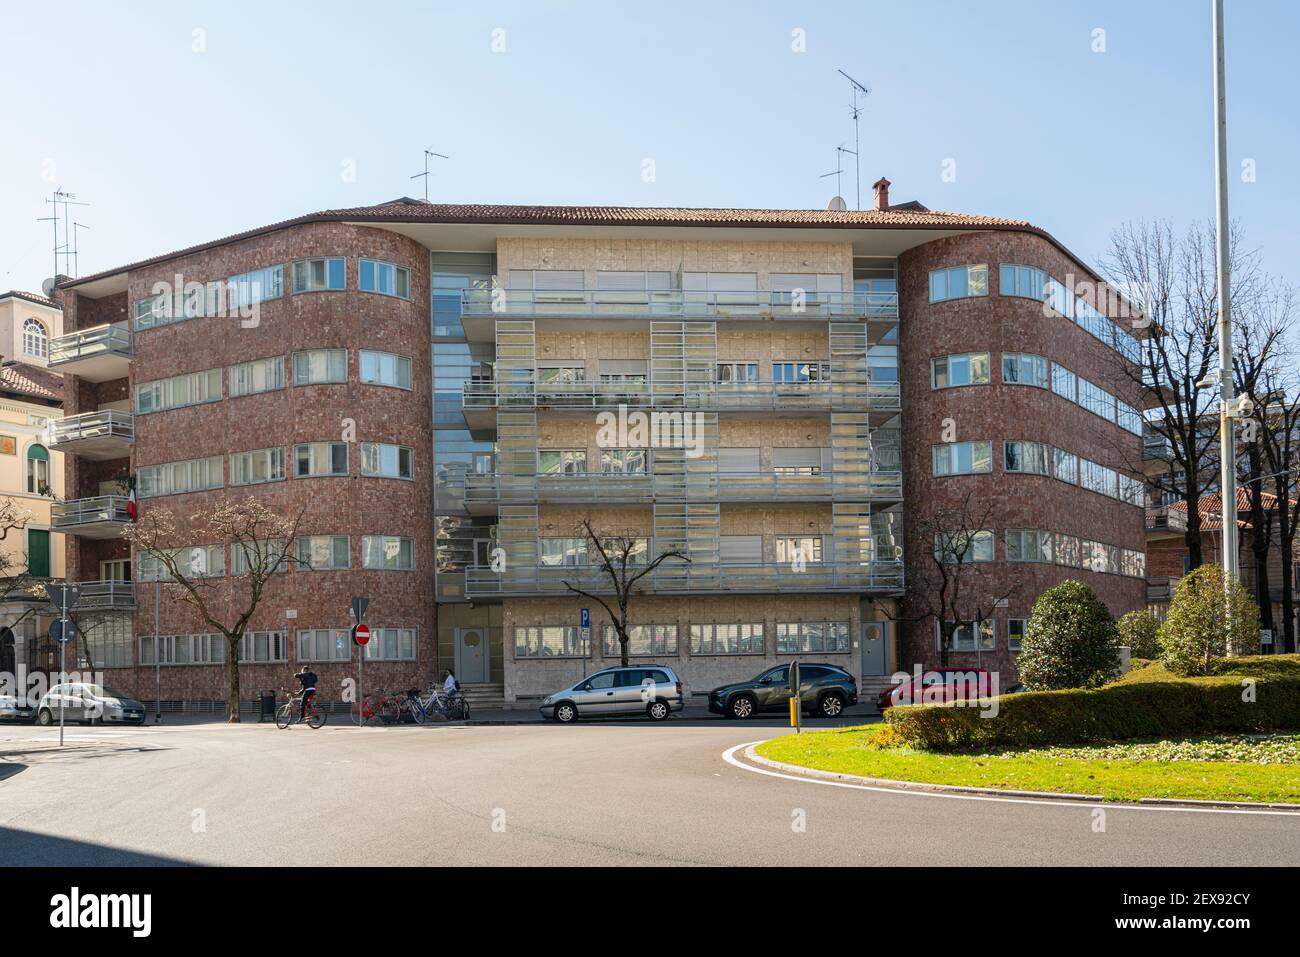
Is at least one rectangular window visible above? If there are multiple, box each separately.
[1008,619,1027,653]
[1118,473,1145,507]
[932,441,993,476]
[135,369,222,414]
[1053,447,1079,484]
[237,630,289,663]
[514,626,588,658]
[361,535,415,570]
[539,538,589,567]
[947,620,995,652]
[364,628,417,661]
[771,447,823,475]
[137,456,224,498]
[772,361,830,384]
[599,448,648,474]
[1006,528,1053,563]
[230,447,286,487]
[538,450,587,475]
[775,622,850,653]
[295,535,351,571]
[359,259,411,299]
[1079,378,1117,422]
[298,629,351,663]
[291,257,345,293]
[601,624,678,657]
[292,349,347,385]
[776,536,823,564]
[138,545,225,582]
[230,539,288,576]
[1004,440,1050,475]
[294,442,349,478]
[1117,400,1143,436]
[934,529,994,564]
[1080,458,1118,497]
[1054,533,1082,567]
[359,351,413,389]
[999,264,1048,301]
[1046,278,1074,319]
[228,356,286,398]
[1001,353,1049,388]
[931,352,991,388]
[82,614,134,668]
[141,633,224,667]
[717,362,760,384]
[361,443,414,480]
[1051,365,1078,402]
[928,264,988,303]
[225,264,284,309]
[689,623,765,655]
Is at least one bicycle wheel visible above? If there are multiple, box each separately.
[457,699,471,721]
[308,704,326,729]
[410,701,428,725]
[275,702,293,730]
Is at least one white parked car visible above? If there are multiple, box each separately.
[36,683,146,726]
[0,693,35,723]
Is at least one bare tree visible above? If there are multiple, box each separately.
[1252,368,1300,653]
[561,518,689,667]
[1102,220,1264,567]
[898,490,1011,667]
[122,498,307,721]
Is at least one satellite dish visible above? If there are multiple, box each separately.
[827,196,848,211]
[41,277,58,299]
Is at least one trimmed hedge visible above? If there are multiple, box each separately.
[884,671,1300,751]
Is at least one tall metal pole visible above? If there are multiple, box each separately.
[58,591,68,748]
[1212,0,1239,596]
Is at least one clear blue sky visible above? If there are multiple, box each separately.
[3,0,1297,292]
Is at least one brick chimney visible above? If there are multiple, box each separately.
[872,177,891,211]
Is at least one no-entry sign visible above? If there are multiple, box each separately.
[352,623,371,646]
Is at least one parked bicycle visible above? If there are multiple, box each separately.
[403,686,471,724]
[350,688,403,725]
[276,687,327,729]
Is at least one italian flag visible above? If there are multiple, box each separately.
[126,479,138,521]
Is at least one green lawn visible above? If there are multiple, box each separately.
[755,725,1300,804]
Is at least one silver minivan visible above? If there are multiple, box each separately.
[540,665,685,723]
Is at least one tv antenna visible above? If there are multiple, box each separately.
[820,145,856,204]
[410,149,449,202]
[837,69,871,209]
[36,189,90,280]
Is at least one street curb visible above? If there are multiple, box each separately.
[742,745,1300,810]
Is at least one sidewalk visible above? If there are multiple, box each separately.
[467,700,881,727]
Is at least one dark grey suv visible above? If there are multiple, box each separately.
[708,663,857,719]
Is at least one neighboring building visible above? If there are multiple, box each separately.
[0,343,66,683]
[52,183,1148,709]
[0,289,64,367]
[1146,488,1300,649]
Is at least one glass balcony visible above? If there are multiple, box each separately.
[1144,504,1188,536]
[463,470,903,512]
[461,288,899,323]
[51,495,132,539]
[72,579,138,611]
[464,560,905,598]
[48,322,134,382]
[48,410,135,461]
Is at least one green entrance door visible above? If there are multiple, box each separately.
[27,529,50,578]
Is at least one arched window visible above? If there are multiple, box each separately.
[23,318,47,358]
[26,444,49,494]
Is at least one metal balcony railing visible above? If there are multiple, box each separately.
[463,470,904,505]
[48,409,135,459]
[1144,505,1188,533]
[1141,432,1173,460]
[48,322,134,367]
[1146,576,1176,603]
[73,579,138,611]
[51,495,132,536]
[463,379,902,412]
[461,288,900,322]
[464,560,905,597]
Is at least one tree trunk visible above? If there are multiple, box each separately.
[1246,446,1275,640]
[618,626,629,667]
[226,638,241,723]
[1183,466,1203,568]
[938,624,951,668]
[1281,542,1296,654]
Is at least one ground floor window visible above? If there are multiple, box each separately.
[775,621,849,653]
[602,624,678,657]
[298,629,350,663]
[364,628,416,661]
[81,614,134,668]
[237,631,288,663]
[139,633,224,666]
[689,623,764,655]
[1008,619,1027,652]
[941,620,995,652]
[514,626,587,658]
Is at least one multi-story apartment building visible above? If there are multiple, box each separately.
[50,181,1148,710]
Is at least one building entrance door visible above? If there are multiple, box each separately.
[862,622,888,676]
[456,628,488,683]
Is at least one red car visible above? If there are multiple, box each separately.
[877,668,993,710]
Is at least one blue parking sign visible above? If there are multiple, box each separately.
[580,608,590,629]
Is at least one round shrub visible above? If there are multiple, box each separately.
[1159,564,1262,676]
[1017,580,1120,690]
[1118,609,1162,659]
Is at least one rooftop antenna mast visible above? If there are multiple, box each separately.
[36,188,89,280]
[837,69,871,209]
[72,221,91,278]
[410,149,449,203]
[820,145,856,204]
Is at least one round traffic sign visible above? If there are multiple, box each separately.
[353,623,371,646]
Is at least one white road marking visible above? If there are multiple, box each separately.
[722,741,1300,818]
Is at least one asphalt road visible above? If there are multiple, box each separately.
[1,717,1297,866]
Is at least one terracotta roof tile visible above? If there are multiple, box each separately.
[0,361,64,402]
[0,290,60,309]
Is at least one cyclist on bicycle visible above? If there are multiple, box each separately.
[294,665,318,722]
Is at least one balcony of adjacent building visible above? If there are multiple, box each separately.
[1140,428,1174,476]
[458,287,900,342]
[51,495,132,539]
[463,559,905,598]
[72,579,138,612]
[462,469,904,515]
[461,378,902,430]
[48,409,135,461]
[1144,503,1189,539]
[1138,369,1179,411]
[47,321,134,382]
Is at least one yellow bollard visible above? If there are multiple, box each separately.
[789,695,798,727]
